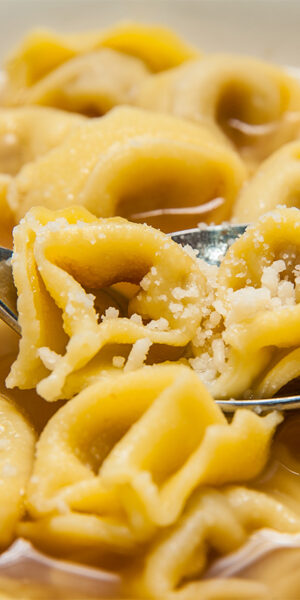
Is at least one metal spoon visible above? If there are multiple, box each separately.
[0,226,299,412]
[0,247,20,335]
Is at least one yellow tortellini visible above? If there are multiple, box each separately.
[6,106,246,230]
[1,20,300,600]
[2,22,199,108]
[210,207,300,398]
[134,55,300,171]
[18,365,280,563]
[17,49,150,117]
[127,411,300,599]
[0,106,85,246]
[233,140,300,222]
[0,395,35,548]
[131,485,300,599]
[6,205,205,401]
[0,106,85,176]
[7,205,300,404]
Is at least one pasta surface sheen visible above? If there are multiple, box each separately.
[0,19,300,600]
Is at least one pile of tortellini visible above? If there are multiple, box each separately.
[0,21,300,600]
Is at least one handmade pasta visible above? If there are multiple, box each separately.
[233,140,300,222]
[134,55,300,171]
[5,106,246,231]
[189,208,300,399]
[0,395,35,548]
[19,365,280,561]
[6,205,205,401]
[0,106,85,176]
[15,49,150,116]
[0,19,300,600]
[0,106,85,246]
[130,486,300,599]
[2,22,198,107]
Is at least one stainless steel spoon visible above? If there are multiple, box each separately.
[0,247,20,335]
[0,225,299,412]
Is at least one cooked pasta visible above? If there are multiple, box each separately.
[129,486,300,599]
[5,106,246,231]
[0,106,85,176]
[2,22,198,107]
[133,54,300,171]
[233,140,300,222]
[0,395,35,548]
[0,19,300,600]
[6,205,300,401]
[6,205,205,401]
[0,106,85,246]
[187,207,300,399]
[18,365,280,561]
[16,49,150,117]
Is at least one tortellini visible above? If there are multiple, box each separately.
[8,205,300,402]
[134,55,300,171]
[2,22,198,108]
[6,205,205,401]
[16,49,150,117]
[0,395,35,548]
[131,486,300,599]
[1,20,300,599]
[18,364,280,563]
[0,106,85,245]
[128,412,300,599]
[233,140,300,222]
[209,207,300,398]
[0,106,85,176]
[6,106,246,230]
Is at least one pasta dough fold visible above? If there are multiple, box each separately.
[17,49,150,116]
[2,22,199,107]
[233,140,300,222]
[134,55,300,170]
[19,365,280,559]
[6,106,246,229]
[6,206,205,401]
[0,106,85,245]
[0,106,85,176]
[0,395,35,548]
[211,208,300,398]
[130,485,299,599]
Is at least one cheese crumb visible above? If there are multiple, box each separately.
[112,356,126,369]
[124,338,152,372]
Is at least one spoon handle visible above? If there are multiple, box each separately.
[0,247,20,335]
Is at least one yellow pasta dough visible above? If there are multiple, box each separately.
[18,49,150,116]
[134,55,300,171]
[130,485,299,599]
[0,395,35,548]
[0,106,85,176]
[6,106,246,230]
[233,140,300,222]
[6,205,205,401]
[0,106,85,246]
[19,364,280,562]
[2,22,198,107]
[127,412,300,598]
[210,207,300,398]
[0,20,300,599]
